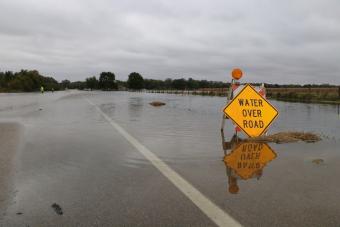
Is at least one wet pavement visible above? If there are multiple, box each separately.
[0,90,340,226]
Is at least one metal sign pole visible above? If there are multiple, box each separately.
[220,79,235,134]
[221,78,237,157]
[221,68,243,155]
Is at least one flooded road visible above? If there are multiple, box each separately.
[0,91,340,226]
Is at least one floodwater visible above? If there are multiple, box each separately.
[0,91,340,226]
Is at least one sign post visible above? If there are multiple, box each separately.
[220,68,244,135]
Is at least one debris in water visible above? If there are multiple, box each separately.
[312,159,324,164]
[244,132,321,144]
[16,212,23,215]
[51,203,63,215]
[39,108,43,111]
[149,101,166,107]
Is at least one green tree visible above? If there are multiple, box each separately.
[0,71,14,89]
[0,69,61,92]
[164,78,172,89]
[187,78,199,90]
[69,81,86,90]
[172,78,186,90]
[61,80,71,89]
[127,72,144,90]
[198,80,209,88]
[116,80,127,90]
[144,79,165,90]
[86,76,99,90]
[99,72,116,90]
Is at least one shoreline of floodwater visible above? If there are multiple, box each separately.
[1,89,340,105]
[143,90,340,105]
[269,97,340,105]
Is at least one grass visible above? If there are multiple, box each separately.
[147,87,340,104]
[266,91,340,104]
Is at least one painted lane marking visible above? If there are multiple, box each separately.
[85,98,242,227]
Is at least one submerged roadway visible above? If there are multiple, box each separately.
[0,90,339,226]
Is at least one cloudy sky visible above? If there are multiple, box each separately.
[0,0,339,84]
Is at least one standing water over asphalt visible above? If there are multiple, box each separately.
[91,91,340,226]
[0,91,340,226]
[93,91,340,140]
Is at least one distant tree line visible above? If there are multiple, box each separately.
[82,73,340,90]
[1,69,338,92]
[84,72,118,90]
[0,70,121,92]
[142,78,230,90]
[0,70,59,92]
[82,72,232,90]
[264,83,338,88]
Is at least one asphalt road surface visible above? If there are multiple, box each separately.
[1,91,340,226]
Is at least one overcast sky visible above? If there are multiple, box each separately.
[0,0,339,84]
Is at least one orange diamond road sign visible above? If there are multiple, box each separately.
[224,142,277,180]
[223,84,278,137]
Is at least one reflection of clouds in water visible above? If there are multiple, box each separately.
[269,100,340,139]
[128,97,144,120]
[305,104,312,119]
[100,103,116,116]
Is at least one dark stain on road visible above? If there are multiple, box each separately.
[51,203,63,215]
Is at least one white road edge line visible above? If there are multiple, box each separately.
[85,98,242,227]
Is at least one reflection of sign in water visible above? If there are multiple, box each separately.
[224,142,276,180]
[223,84,278,137]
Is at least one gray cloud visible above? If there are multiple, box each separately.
[0,0,339,84]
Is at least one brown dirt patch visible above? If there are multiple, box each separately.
[244,132,321,143]
[149,101,166,107]
[312,159,324,164]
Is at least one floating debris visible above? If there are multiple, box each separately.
[244,132,321,144]
[149,101,166,107]
[51,203,63,215]
[312,159,324,165]
[16,212,23,215]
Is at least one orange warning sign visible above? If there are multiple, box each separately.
[223,84,278,137]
